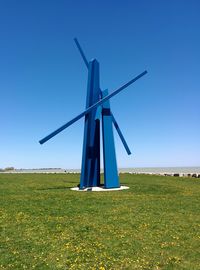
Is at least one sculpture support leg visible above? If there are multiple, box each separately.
[102,89,119,188]
[80,60,101,189]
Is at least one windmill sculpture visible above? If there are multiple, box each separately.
[39,38,147,190]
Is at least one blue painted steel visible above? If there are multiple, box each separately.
[80,59,101,189]
[39,39,148,189]
[111,113,131,155]
[95,106,102,121]
[74,38,89,68]
[102,89,119,188]
[39,70,147,144]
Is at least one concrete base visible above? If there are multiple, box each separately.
[70,185,129,192]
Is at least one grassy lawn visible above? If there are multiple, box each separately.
[0,173,199,270]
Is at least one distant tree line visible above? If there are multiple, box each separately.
[0,167,15,172]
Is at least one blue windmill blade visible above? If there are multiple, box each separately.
[39,110,86,144]
[39,70,147,144]
[111,113,131,155]
[74,38,89,68]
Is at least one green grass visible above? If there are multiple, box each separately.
[0,173,199,270]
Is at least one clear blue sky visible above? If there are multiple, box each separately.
[0,0,200,169]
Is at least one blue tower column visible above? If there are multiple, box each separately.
[102,89,120,188]
[80,59,101,189]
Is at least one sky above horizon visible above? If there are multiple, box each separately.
[0,0,200,169]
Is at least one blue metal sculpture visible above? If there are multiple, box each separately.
[39,38,147,189]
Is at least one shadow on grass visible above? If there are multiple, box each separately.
[36,185,79,191]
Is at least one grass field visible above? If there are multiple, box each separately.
[0,173,199,270]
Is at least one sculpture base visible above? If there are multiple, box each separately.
[70,185,129,192]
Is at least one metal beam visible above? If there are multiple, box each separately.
[74,38,89,68]
[95,106,102,121]
[101,89,119,188]
[39,70,147,144]
[111,113,131,155]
